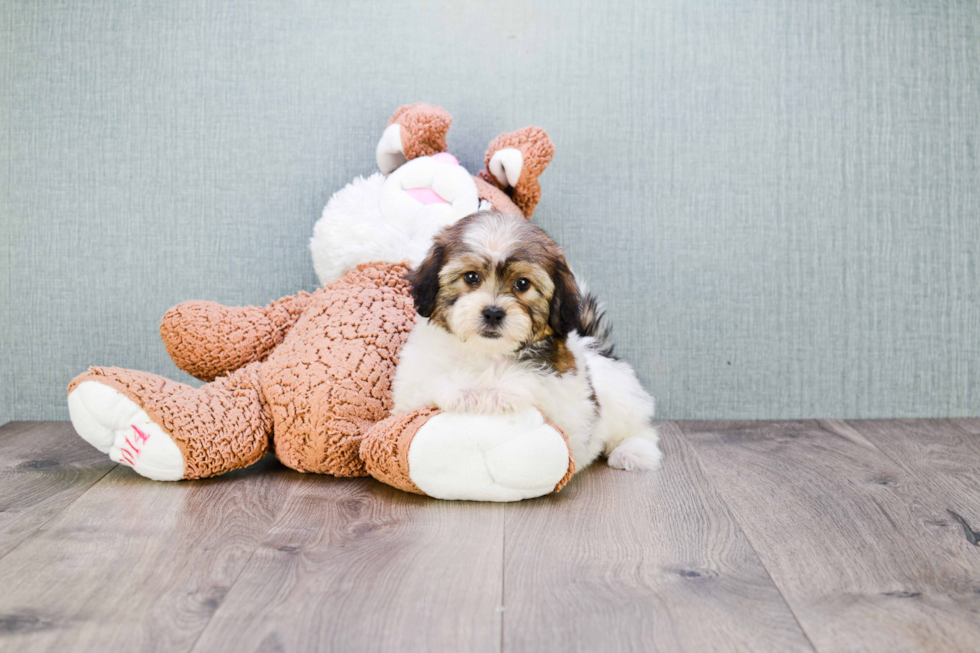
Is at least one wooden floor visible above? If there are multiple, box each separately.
[0,420,978,652]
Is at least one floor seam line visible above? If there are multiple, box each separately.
[676,421,821,653]
[184,474,310,653]
[0,461,118,565]
[500,513,506,653]
[823,419,909,471]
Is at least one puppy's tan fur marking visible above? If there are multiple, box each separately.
[409,210,580,373]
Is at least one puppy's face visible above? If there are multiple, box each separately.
[409,211,580,354]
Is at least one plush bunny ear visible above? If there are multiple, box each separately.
[376,124,406,175]
[376,103,453,174]
[479,127,555,217]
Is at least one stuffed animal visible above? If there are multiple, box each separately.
[67,103,575,501]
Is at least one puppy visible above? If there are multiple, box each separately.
[392,210,662,473]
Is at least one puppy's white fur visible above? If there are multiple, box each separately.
[392,213,661,470]
[394,308,662,473]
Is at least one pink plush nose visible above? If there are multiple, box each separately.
[432,152,459,166]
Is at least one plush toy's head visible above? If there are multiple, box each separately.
[310,104,554,286]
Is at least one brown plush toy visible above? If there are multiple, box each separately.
[67,104,576,501]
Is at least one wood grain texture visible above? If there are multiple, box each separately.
[954,419,980,436]
[0,421,116,559]
[502,422,814,653]
[0,454,298,652]
[189,478,506,653]
[5,420,980,652]
[681,420,980,653]
[843,419,980,551]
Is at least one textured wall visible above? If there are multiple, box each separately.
[2,0,978,424]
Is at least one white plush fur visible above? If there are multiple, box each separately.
[393,319,662,473]
[310,173,425,285]
[310,158,481,285]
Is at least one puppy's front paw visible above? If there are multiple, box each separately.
[483,387,532,414]
[439,388,481,414]
[438,387,531,415]
[607,437,663,471]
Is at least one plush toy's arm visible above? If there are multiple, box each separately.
[160,292,311,382]
[360,407,575,502]
[359,407,435,495]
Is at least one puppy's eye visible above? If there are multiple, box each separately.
[514,277,531,292]
[463,271,481,287]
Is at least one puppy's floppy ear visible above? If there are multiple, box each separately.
[548,257,581,338]
[408,242,446,318]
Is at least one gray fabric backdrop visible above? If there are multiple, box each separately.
[2,0,978,424]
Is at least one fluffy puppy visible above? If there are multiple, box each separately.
[391,210,662,473]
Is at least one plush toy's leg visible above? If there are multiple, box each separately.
[360,407,575,502]
[67,363,271,480]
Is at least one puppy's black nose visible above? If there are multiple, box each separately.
[481,306,506,326]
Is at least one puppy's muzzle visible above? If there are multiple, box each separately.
[481,306,506,330]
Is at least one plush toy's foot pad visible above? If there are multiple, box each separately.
[407,408,572,502]
[68,381,185,481]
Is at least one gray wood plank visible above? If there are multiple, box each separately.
[0,454,298,652]
[681,420,980,653]
[842,419,980,551]
[954,419,980,436]
[190,478,506,653]
[0,421,116,559]
[502,422,815,653]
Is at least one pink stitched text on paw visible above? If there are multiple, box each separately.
[119,424,152,466]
